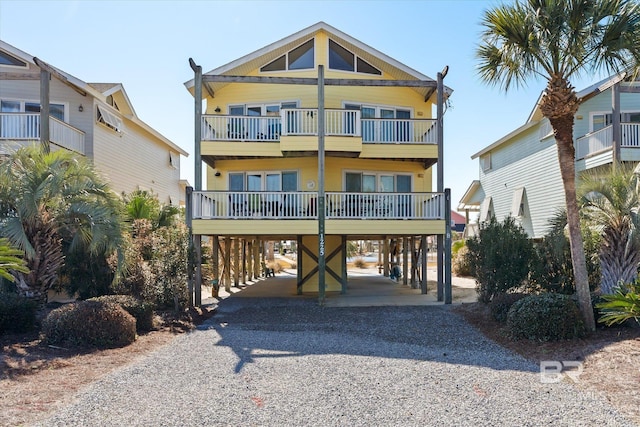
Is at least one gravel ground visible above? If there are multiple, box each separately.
[38,297,634,426]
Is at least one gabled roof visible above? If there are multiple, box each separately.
[0,39,187,156]
[473,73,628,159]
[184,21,452,101]
[457,180,484,211]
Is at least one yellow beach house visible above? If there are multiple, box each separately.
[184,22,453,303]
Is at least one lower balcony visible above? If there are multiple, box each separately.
[0,113,85,154]
[192,191,444,220]
[190,190,446,238]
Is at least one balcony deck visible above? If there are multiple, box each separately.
[190,190,446,237]
[201,109,437,145]
[0,113,85,154]
[575,123,640,160]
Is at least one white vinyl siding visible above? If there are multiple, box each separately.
[92,117,181,205]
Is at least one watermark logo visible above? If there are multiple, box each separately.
[540,361,583,384]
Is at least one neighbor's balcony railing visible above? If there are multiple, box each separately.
[576,123,640,160]
[191,190,445,220]
[201,109,437,144]
[0,113,85,154]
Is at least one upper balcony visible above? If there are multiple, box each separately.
[200,108,438,161]
[0,113,85,155]
[575,123,640,161]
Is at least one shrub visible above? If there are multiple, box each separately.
[452,245,472,277]
[42,300,136,348]
[507,293,586,341]
[89,295,155,332]
[466,216,535,303]
[489,292,528,323]
[353,257,368,268]
[530,212,600,294]
[0,293,37,334]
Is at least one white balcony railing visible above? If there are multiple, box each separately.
[191,191,445,220]
[0,113,85,154]
[576,123,640,160]
[201,109,436,144]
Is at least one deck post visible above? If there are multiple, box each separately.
[242,239,247,285]
[253,239,260,279]
[39,69,50,153]
[189,59,202,191]
[194,235,202,306]
[297,235,303,294]
[224,237,231,292]
[444,189,452,304]
[383,238,389,277]
[233,238,240,286]
[410,237,417,288]
[341,235,347,294]
[612,81,621,169]
[212,235,219,297]
[317,65,326,303]
[436,67,447,302]
[421,235,428,294]
[402,237,408,286]
[185,186,194,306]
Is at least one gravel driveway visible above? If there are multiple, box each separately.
[38,297,634,426]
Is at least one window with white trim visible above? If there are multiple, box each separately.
[96,105,123,133]
[260,39,314,72]
[1,99,65,121]
[344,171,412,192]
[169,151,177,169]
[591,111,640,132]
[511,187,526,218]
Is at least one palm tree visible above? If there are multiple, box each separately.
[0,145,123,303]
[476,0,640,331]
[580,165,640,294]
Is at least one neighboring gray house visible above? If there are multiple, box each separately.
[0,40,188,205]
[460,74,640,239]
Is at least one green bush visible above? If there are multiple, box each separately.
[42,300,136,348]
[89,295,155,332]
[0,293,37,334]
[530,213,600,294]
[466,217,535,303]
[452,245,472,277]
[489,292,528,323]
[507,293,586,341]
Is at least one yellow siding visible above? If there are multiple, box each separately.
[206,157,432,192]
[326,220,445,235]
[203,31,434,117]
[192,219,317,236]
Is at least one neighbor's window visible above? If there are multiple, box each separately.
[97,105,123,133]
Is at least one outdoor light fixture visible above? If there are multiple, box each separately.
[214,106,221,113]
[78,104,84,112]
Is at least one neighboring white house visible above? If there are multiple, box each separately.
[0,40,188,205]
[460,74,640,239]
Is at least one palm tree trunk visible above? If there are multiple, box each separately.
[551,116,596,331]
[600,222,640,294]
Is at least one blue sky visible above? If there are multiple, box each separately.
[0,0,606,213]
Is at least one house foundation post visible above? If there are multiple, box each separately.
[224,237,231,292]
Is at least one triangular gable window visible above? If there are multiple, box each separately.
[97,105,123,133]
[260,39,314,72]
[0,50,27,67]
[329,39,381,75]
